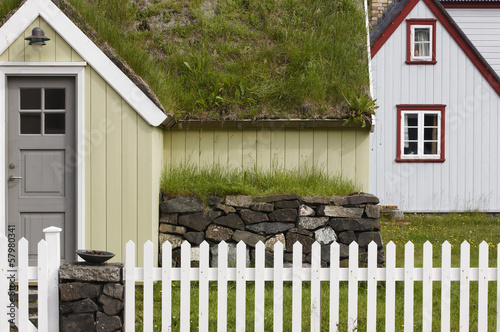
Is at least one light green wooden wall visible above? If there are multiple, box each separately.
[164,128,370,191]
[1,17,163,264]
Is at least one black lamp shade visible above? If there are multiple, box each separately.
[25,27,50,45]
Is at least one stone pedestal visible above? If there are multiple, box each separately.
[59,263,124,332]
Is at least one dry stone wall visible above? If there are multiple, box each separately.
[159,193,384,267]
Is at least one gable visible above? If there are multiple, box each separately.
[0,0,167,127]
[371,0,500,96]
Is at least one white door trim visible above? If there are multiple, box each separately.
[0,63,86,252]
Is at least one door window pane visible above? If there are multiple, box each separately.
[20,89,41,110]
[20,113,41,134]
[45,89,66,110]
[45,113,65,134]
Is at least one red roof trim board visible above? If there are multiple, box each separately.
[371,0,500,96]
[441,2,500,8]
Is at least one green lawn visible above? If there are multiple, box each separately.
[135,213,500,331]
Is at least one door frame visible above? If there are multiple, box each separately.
[0,62,86,251]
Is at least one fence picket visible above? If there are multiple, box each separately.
[0,236,10,332]
[18,238,28,332]
[348,242,358,332]
[404,241,414,332]
[329,242,340,332]
[236,241,247,332]
[292,242,303,332]
[124,241,136,332]
[386,241,396,332]
[37,240,49,332]
[422,241,432,332]
[311,242,321,332]
[274,241,284,332]
[180,241,191,331]
[441,241,451,332]
[218,241,228,332]
[255,241,265,332]
[143,241,154,332]
[162,241,172,332]
[478,241,489,331]
[497,244,500,332]
[367,242,377,329]
[460,241,470,332]
[199,241,209,332]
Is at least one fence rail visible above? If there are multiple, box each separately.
[124,240,500,332]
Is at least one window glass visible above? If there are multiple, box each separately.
[424,142,437,155]
[45,89,66,110]
[404,142,418,155]
[45,113,65,134]
[414,28,430,57]
[20,113,41,134]
[20,89,41,110]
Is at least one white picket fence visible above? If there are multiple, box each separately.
[125,240,500,332]
[0,227,61,332]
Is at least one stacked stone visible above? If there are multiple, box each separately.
[371,0,394,24]
[59,263,124,332]
[159,193,383,267]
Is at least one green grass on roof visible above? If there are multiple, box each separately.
[2,0,371,120]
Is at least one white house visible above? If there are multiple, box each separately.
[369,0,500,212]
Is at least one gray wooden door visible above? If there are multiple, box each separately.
[7,76,76,264]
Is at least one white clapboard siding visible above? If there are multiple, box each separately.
[370,0,500,212]
[121,239,500,332]
[0,228,61,332]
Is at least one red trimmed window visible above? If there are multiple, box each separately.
[396,105,445,162]
[406,19,437,64]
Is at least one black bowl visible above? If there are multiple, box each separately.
[76,250,115,264]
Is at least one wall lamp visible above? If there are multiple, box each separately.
[25,27,50,52]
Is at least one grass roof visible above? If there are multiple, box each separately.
[1,0,372,121]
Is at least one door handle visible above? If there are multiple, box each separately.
[9,175,23,181]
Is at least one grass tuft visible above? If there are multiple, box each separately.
[160,162,360,199]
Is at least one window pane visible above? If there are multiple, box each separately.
[45,89,66,110]
[20,113,41,134]
[404,142,418,155]
[20,89,41,110]
[45,113,65,134]
[407,128,418,140]
[424,114,438,126]
[405,114,418,126]
[415,43,430,57]
[424,141,437,155]
[415,28,430,42]
[424,128,437,140]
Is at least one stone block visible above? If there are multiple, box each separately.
[250,202,274,212]
[314,227,337,245]
[213,213,245,230]
[254,193,300,202]
[178,210,221,231]
[60,313,95,332]
[96,312,122,332]
[184,232,205,246]
[364,205,380,219]
[98,294,124,316]
[298,205,315,216]
[357,231,383,248]
[210,243,250,267]
[240,209,269,224]
[205,224,234,242]
[301,196,331,205]
[68,298,98,313]
[232,230,266,247]
[59,282,102,302]
[160,213,178,225]
[298,217,328,230]
[337,231,357,245]
[275,200,300,209]
[265,234,286,252]
[246,222,295,234]
[346,193,380,206]
[59,263,122,283]
[331,196,349,206]
[103,283,124,301]
[159,224,186,234]
[317,206,364,218]
[208,196,222,206]
[269,208,297,222]
[159,233,184,251]
[225,195,253,208]
[286,233,315,254]
[216,203,236,214]
[329,218,380,233]
[160,197,203,213]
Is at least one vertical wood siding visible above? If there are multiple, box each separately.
[447,9,500,76]
[1,18,163,263]
[370,2,500,211]
[164,128,370,192]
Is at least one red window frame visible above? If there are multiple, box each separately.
[406,19,437,65]
[396,104,446,162]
